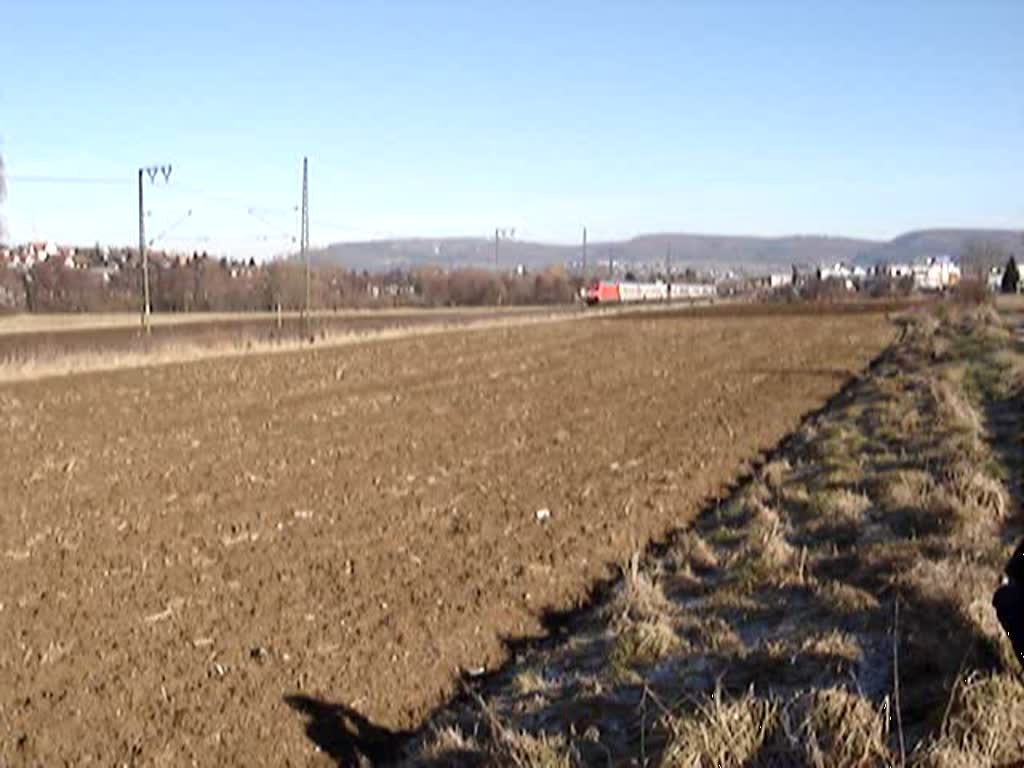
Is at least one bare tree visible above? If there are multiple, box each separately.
[962,239,1008,279]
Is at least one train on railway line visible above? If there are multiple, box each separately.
[584,280,717,305]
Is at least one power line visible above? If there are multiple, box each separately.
[9,174,130,186]
[159,235,212,244]
[149,209,193,247]
[247,208,297,242]
[247,233,294,243]
[173,183,298,217]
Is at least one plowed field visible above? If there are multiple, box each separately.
[0,306,572,363]
[0,307,895,765]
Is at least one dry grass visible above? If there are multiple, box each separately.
[962,302,1005,333]
[899,558,1005,642]
[668,530,719,573]
[662,686,889,768]
[488,731,576,768]
[799,631,864,664]
[785,688,890,767]
[995,293,1024,312]
[876,469,934,513]
[413,721,575,768]
[725,500,796,590]
[759,458,791,492]
[513,670,550,696]
[693,616,746,655]
[915,674,1024,766]
[815,489,872,520]
[812,580,880,615]
[872,470,958,537]
[799,489,872,547]
[929,376,984,435]
[609,618,682,672]
[941,459,1007,522]
[606,553,682,673]
[415,726,482,764]
[606,552,673,624]
[872,462,1003,541]
[474,694,578,768]
[661,689,779,768]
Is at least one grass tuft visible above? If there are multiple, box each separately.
[916,673,1024,766]
[784,687,889,767]
[760,459,791,492]
[606,552,672,624]
[661,689,778,768]
[608,618,681,672]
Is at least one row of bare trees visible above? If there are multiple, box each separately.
[0,259,582,314]
[413,267,579,306]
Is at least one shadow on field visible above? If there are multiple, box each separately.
[285,695,409,766]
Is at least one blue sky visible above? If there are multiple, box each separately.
[2,0,1022,256]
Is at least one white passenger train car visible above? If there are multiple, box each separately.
[585,281,716,305]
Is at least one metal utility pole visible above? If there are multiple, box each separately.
[138,164,172,333]
[138,170,147,330]
[582,226,588,280]
[493,227,514,272]
[300,157,310,321]
[666,243,672,302]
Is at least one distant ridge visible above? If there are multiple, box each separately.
[855,229,1024,266]
[310,228,1022,274]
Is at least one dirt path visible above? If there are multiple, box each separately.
[0,309,894,766]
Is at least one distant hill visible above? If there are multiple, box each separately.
[611,234,873,273]
[311,238,573,273]
[310,228,1023,275]
[856,229,1024,266]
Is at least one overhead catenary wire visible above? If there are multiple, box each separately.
[149,209,193,247]
[174,183,298,218]
[247,207,297,243]
[159,235,213,245]
[8,174,131,186]
[5,172,430,255]
[9,173,378,241]
[3,168,318,263]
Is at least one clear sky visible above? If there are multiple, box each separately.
[2,0,1022,256]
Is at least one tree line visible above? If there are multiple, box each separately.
[0,257,582,314]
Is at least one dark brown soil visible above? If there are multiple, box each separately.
[0,307,895,765]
